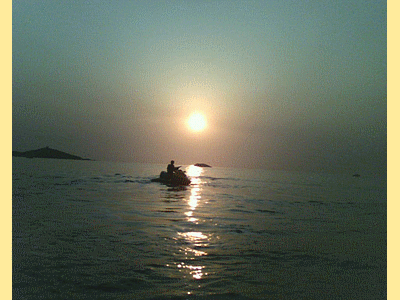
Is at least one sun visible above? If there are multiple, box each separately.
[188,112,207,132]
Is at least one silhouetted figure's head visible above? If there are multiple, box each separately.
[171,160,174,164]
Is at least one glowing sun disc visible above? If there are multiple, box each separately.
[188,113,207,132]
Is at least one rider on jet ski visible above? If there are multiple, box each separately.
[167,160,178,179]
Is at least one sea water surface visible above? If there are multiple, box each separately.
[13,158,386,299]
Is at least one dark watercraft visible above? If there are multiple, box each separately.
[151,167,191,186]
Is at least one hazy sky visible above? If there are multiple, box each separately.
[13,0,386,174]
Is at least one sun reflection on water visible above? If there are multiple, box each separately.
[186,165,203,178]
[170,165,211,281]
[178,263,206,279]
[177,231,209,246]
[185,165,204,224]
[174,230,210,280]
[188,187,200,211]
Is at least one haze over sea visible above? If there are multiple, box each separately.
[13,158,386,299]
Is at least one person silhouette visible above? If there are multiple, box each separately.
[167,160,177,179]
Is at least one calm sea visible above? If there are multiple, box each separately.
[13,158,386,299]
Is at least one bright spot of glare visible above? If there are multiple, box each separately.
[177,262,206,280]
[188,187,200,211]
[186,165,203,177]
[181,247,207,257]
[177,231,209,247]
[179,231,208,240]
[188,112,207,132]
[187,265,204,279]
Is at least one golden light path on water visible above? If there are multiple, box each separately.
[170,165,210,284]
[185,166,202,224]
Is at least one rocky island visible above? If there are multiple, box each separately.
[194,163,212,168]
[12,146,91,161]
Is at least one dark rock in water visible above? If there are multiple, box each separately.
[194,163,212,168]
[12,146,90,161]
[352,173,361,177]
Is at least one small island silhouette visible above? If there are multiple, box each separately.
[194,163,212,168]
[12,146,91,161]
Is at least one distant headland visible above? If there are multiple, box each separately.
[194,163,212,168]
[12,146,91,161]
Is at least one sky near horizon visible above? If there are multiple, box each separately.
[13,0,386,173]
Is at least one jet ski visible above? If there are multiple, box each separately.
[151,167,191,186]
